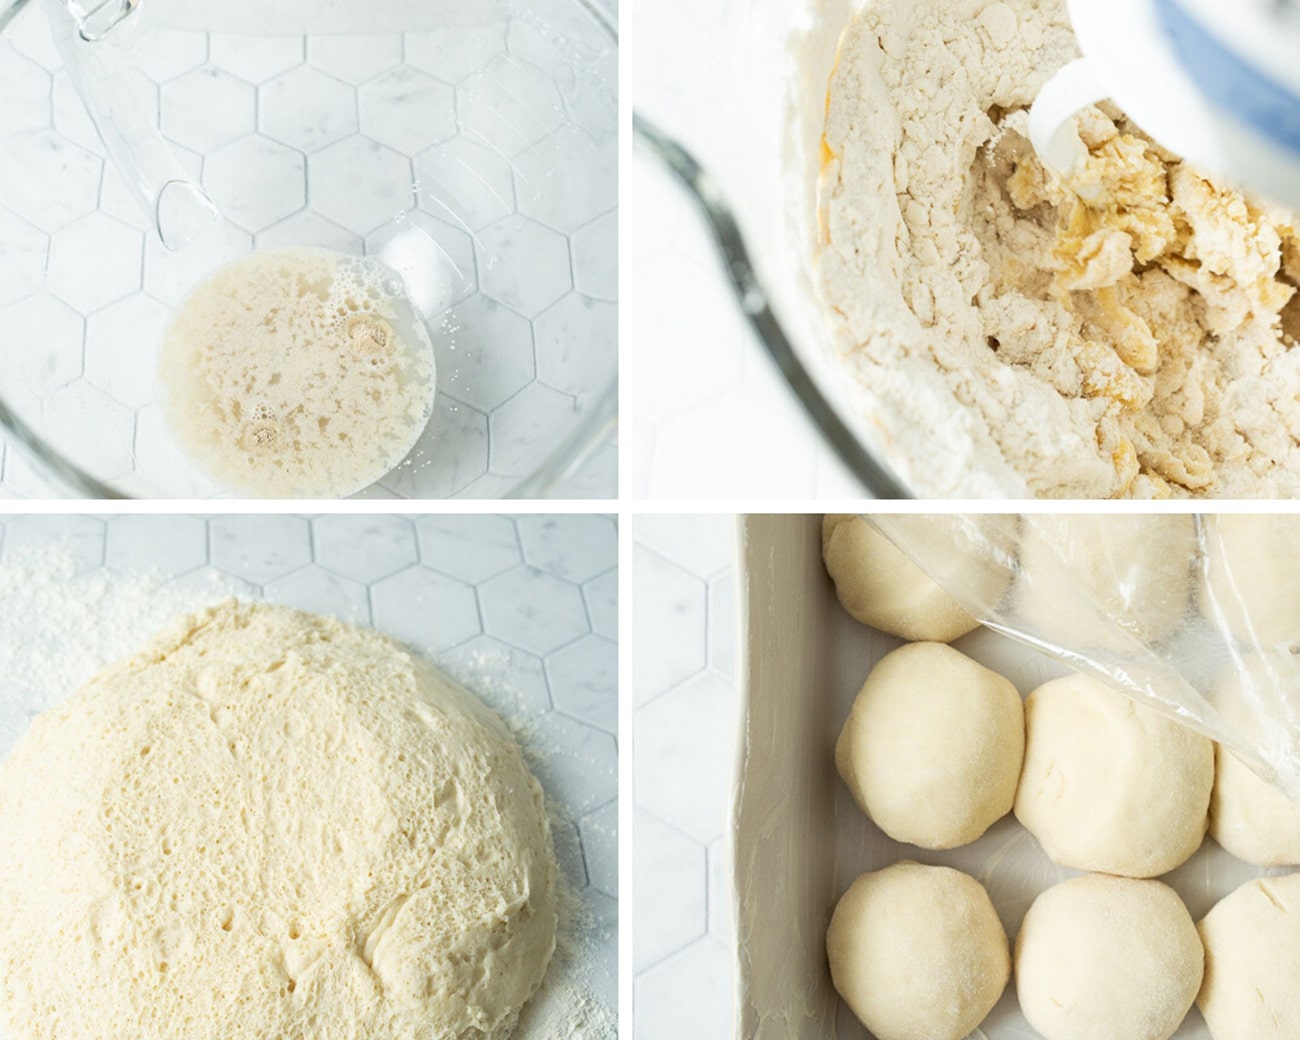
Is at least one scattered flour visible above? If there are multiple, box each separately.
[819,0,1300,499]
[439,645,618,1039]
[0,548,241,757]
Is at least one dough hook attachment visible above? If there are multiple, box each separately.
[1030,0,1300,211]
[42,0,219,250]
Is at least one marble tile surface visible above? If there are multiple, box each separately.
[634,515,740,1039]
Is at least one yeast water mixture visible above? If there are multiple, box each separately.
[157,248,437,498]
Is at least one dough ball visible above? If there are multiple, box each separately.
[1016,874,1202,1040]
[1201,515,1300,645]
[1015,673,1212,877]
[836,642,1024,849]
[822,515,1008,642]
[1209,656,1300,866]
[826,861,1009,1040]
[1211,745,1300,866]
[1016,515,1194,649]
[1198,874,1300,1040]
[0,601,558,1040]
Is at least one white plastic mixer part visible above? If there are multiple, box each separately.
[1027,59,1108,176]
[1029,0,1300,211]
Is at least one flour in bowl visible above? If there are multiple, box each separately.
[819,0,1300,498]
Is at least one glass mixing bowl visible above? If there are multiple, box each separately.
[0,0,617,498]
[633,0,910,498]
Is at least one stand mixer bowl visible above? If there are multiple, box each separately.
[0,0,617,498]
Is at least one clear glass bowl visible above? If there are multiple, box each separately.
[632,0,911,498]
[0,0,617,498]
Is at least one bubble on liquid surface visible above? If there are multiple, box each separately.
[156,247,437,498]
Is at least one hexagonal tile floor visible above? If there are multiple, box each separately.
[0,0,616,498]
[634,515,738,1040]
[0,513,618,1027]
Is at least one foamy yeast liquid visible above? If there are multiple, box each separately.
[157,247,437,498]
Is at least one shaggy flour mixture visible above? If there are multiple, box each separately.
[819,0,1300,498]
[0,601,558,1040]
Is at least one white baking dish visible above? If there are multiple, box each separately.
[731,514,1277,1040]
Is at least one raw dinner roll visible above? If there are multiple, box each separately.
[1201,515,1300,645]
[822,515,1008,642]
[1016,515,1194,649]
[1015,674,1213,877]
[826,862,1009,1040]
[836,642,1024,849]
[1211,744,1300,866]
[1016,875,1203,1040]
[0,601,558,1040]
[1198,874,1300,1040]
[1209,656,1300,867]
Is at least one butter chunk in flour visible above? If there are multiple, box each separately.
[819,0,1300,499]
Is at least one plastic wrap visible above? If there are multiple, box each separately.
[869,514,1300,803]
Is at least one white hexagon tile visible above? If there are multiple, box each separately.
[634,515,740,1040]
[0,513,618,1033]
[0,0,617,499]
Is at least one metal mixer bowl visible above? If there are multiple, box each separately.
[0,0,617,498]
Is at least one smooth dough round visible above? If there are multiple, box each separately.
[1201,515,1300,645]
[822,515,1008,642]
[1201,655,1300,863]
[1210,656,1300,867]
[1016,515,1194,649]
[826,861,1009,1040]
[1198,874,1300,1040]
[1016,874,1202,1040]
[1015,674,1212,877]
[1211,745,1300,867]
[0,601,558,1040]
[836,642,1024,849]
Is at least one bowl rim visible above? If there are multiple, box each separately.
[631,114,912,500]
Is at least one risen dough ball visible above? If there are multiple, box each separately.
[0,601,558,1040]
[1016,515,1194,649]
[826,862,1009,1040]
[822,515,1008,642]
[836,642,1024,849]
[1015,674,1212,877]
[1209,655,1300,866]
[1016,875,1202,1040]
[1198,874,1300,1040]
[1211,743,1300,867]
[1201,515,1300,645]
